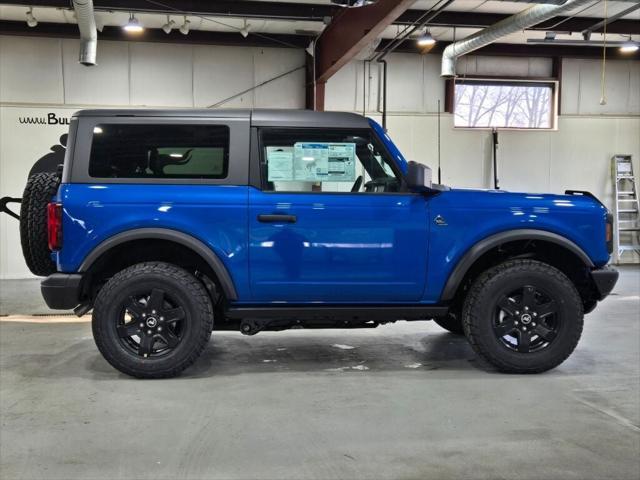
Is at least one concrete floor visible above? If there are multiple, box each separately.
[0,267,639,480]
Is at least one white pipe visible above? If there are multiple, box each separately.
[441,0,594,77]
[72,0,97,66]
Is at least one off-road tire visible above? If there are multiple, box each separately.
[19,172,59,276]
[434,312,464,335]
[93,262,214,378]
[462,259,583,374]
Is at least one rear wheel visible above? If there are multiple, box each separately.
[462,259,583,373]
[92,262,213,378]
[19,172,59,276]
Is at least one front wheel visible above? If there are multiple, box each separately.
[92,262,213,378]
[462,259,583,374]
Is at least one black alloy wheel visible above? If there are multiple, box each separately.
[493,285,560,353]
[117,288,187,358]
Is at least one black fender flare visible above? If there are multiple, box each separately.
[440,229,594,302]
[78,228,238,301]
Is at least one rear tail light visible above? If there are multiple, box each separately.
[605,212,613,254]
[47,202,63,251]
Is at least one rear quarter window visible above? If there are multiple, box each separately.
[89,124,229,179]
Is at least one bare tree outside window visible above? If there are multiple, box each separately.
[454,81,555,129]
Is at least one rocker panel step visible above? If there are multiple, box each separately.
[226,305,449,322]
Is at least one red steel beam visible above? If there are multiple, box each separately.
[315,0,416,85]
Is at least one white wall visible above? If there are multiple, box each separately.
[0,36,305,108]
[0,35,305,278]
[326,54,640,262]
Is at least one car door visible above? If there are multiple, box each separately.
[248,126,429,304]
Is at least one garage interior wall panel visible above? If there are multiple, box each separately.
[629,62,640,114]
[61,39,130,106]
[423,56,445,113]
[325,60,364,112]
[193,45,255,108]
[560,58,582,115]
[0,36,64,104]
[0,35,306,111]
[561,59,640,115]
[129,43,195,107]
[385,53,426,112]
[456,55,553,78]
[252,48,305,108]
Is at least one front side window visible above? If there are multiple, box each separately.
[454,80,556,129]
[260,129,401,193]
[89,124,229,179]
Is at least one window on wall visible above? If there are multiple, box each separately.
[89,124,229,179]
[260,129,402,193]
[454,80,557,129]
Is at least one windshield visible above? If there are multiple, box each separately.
[367,118,409,174]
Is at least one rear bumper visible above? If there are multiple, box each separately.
[590,266,619,300]
[41,273,83,309]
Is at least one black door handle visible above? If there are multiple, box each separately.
[258,214,297,223]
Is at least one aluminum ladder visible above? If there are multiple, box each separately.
[612,155,640,263]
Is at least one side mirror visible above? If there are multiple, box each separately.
[406,161,432,191]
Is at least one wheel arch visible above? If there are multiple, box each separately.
[79,228,238,301]
[440,229,594,303]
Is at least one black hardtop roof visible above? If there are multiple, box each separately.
[73,108,370,129]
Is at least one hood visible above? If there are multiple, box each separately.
[444,188,607,213]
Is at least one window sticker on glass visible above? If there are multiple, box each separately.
[266,147,294,181]
[293,143,356,182]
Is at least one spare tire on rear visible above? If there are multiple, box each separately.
[20,172,59,276]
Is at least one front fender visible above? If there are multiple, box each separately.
[438,229,593,302]
[422,189,609,303]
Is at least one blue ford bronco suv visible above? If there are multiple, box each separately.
[17,109,618,378]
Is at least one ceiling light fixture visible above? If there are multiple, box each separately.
[123,13,143,33]
[417,29,436,47]
[26,7,37,28]
[179,16,190,35]
[620,39,639,53]
[239,19,251,38]
[162,15,175,34]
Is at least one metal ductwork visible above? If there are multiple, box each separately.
[72,0,97,66]
[441,0,594,77]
